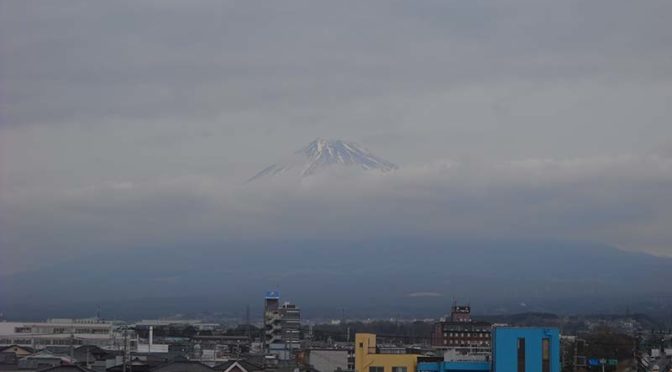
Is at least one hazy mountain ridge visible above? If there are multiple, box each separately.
[1,238,671,320]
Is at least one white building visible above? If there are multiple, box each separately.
[0,319,130,350]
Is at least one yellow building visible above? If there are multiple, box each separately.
[355,333,419,372]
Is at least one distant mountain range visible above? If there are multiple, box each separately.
[1,238,671,321]
[248,138,397,182]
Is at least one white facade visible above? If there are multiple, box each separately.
[0,320,125,350]
[136,343,170,353]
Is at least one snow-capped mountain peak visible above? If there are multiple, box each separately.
[248,138,397,182]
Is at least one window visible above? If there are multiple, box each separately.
[369,367,384,372]
[392,367,407,372]
[542,338,550,372]
[517,338,526,372]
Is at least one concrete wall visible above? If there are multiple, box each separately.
[308,349,349,372]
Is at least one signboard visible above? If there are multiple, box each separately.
[265,290,280,299]
[587,358,618,367]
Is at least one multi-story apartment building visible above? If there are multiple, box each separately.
[263,291,301,360]
[431,305,492,360]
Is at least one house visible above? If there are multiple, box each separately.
[17,351,76,370]
[214,360,264,372]
[0,345,34,358]
[151,361,216,372]
[106,358,151,372]
[39,365,96,372]
[73,345,115,362]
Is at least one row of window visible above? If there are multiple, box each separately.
[14,327,110,334]
[369,367,407,372]
[443,340,489,346]
[0,338,84,345]
[443,332,490,338]
[442,328,489,333]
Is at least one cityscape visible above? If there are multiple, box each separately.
[0,292,671,372]
[2,1,672,372]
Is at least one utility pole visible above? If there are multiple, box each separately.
[69,332,75,361]
[246,304,251,340]
[122,328,128,372]
[573,339,577,372]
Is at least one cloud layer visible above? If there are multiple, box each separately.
[2,151,672,275]
[1,1,672,275]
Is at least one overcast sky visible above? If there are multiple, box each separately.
[1,1,672,274]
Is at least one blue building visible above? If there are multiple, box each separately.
[417,327,560,372]
[418,361,489,372]
[492,327,560,372]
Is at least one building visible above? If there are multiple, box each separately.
[264,291,281,351]
[0,320,120,350]
[418,327,560,372]
[417,361,490,372]
[135,320,219,332]
[279,303,300,350]
[152,360,216,372]
[303,348,351,372]
[431,305,491,361]
[40,366,96,372]
[72,345,117,371]
[0,344,34,358]
[354,334,419,372]
[17,350,77,370]
[263,291,301,360]
[214,360,264,372]
[491,327,559,372]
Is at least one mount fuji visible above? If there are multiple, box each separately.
[248,138,397,182]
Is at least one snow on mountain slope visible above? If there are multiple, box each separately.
[248,138,397,182]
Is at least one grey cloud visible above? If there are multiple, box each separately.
[2,153,671,276]
[1,1,672,276]
[2,1,672,128]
